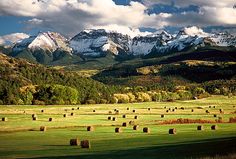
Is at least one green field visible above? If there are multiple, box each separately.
[0,96,236,159]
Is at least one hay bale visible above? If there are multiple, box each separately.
[143,127,150,133]
[77,107,80,110]
[127,107,130,110]
[63,114,67,118]
[175,107,178,109]
[161,114,165,118]
[72,108,75,110]
[112,117,117,121]
[71,112,74,116]
[122,122,127,127]
[191,109,194,112]
[168,108,171,111]
[87,126,94,131]
[108,111,112,114]
[132,110,136,113]
[213,114,217,117]
[81,140,91,148]
[114,109,117,111]
[133,125,139,130]
[169,128,177,134]
[32,117,37,121]
[197,125,204,130]
[213,106,216,108]
[40,126,46,131]
[211,125,218,130]
[41,110,44,113]
[115,127,122,133]
[122,114,126,118]
[49,118,53,122]
[206,110,210,113]
[148,108,151,111]
[93,110,96,112]
[134,115,138,119]
[172,109,175,112]
[166,110,169,113]
[129,120,135,125]
[219,109,224,114]
[2,117,7,121]
[108,116,111,120]
[32,114,37,118]
[116,110,120,114]
[209,106,211,108]
[180,107,185,110]
[70,139,80,146]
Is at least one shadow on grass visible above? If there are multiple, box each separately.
[23,137,236,159]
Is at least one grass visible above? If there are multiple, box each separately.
[0,95,236,159]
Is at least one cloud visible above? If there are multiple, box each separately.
[0,33,29,45]
[0,0,236,36]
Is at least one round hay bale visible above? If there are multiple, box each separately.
[122,114,126,118]
[148,108,151,111]
[77,107,80,110]
[72,108,75,111]
[70,139,80,146]
[213,114,217,117]
[209,106,211,108]
[166,110,169,113]
[180,107,185,110]
[32,114,37,118]
[213,106,216,108]
[161,114,165,118]
[211,125,218,130]
[143,127,150,133]
[108,111,112,114]
[81,140,90,148]
[71,112,74,116]
[49,118,53,122]
[32,117,37,121]
[93,110,96,112]
[206,110,210,113]
[63,114,67,118]
[134,115,138,119]
[172,109,175,112]
[41,110,44,113]
[127,107,130,110]
[2,117,7,121]
[191,109,194,112]
[108,116,111,120]
[40,126,46,131]
[133,125,139,130]
[116,110,119,114]
[114,109,117,112]
[164,106,166,109]
[122,122,127,127]
[87,126,94,131]
[129,120,135,125]
[168,108,171,111]
[112,117,117,121]
[169,128,177,134]
[219,109,224,114]
[197,125,204,130]
[115,127,122,133]
[175,107,178,109]
[132,110,136,113]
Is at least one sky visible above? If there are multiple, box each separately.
[0,0,236,37]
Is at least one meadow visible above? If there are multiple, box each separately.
[0,95,236,159]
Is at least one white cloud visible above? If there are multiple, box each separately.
[0,33,29,45]
[183,26,209,37]
[0,0,236,36]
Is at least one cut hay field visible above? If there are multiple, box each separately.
[0,96,236,159]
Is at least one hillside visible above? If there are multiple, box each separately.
[0,53,116,105]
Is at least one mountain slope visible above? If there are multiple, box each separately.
[11,32,73,64]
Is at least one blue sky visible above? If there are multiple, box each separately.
[0,0,236,36]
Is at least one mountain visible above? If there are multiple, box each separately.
[2,26,236,68]
[70,26,236,59]
[11,31,73,64]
